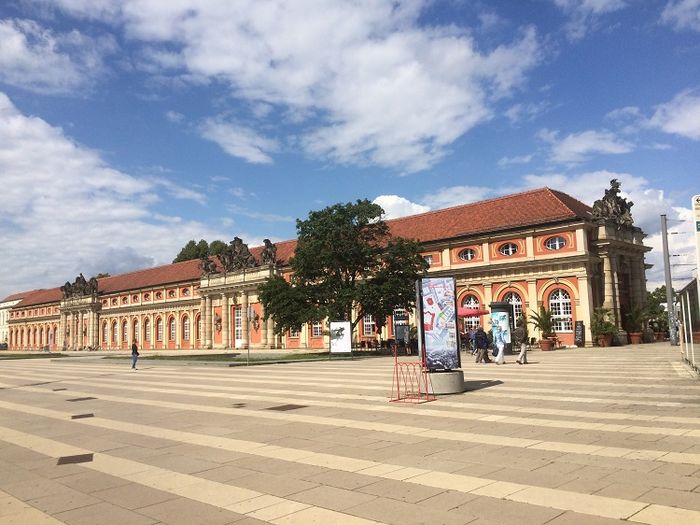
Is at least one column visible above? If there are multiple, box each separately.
[260,304,267,348]
[602,254,614,312]
[577,273,595,346]
[484,284,493,308]
[611,255,622,329]
[527,279,538,317]
[77,311,83,349]
[199,297,205,348]
[87,311,93,348]
[267,317,275,348]
[240,291,249,349]
[205,295,213,349]
[59,313,66,349]
[221,293,230,349]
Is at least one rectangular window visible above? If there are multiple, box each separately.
[312,321,323,337]
[133,323,139,341]
[157,320,163,341]
[363,314,374,336]
[183,319,190,341]
[290,326,300,338]
[169,320,176,341]
[423,255,433,266]
[145,322,151,342]
[235,307,242,341]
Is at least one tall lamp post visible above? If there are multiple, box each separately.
[661,214,679,346]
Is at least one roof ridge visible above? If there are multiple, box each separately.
[98,258,198,282]
[384,187,550,224]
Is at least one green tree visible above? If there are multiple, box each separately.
[258,199,428,335]
[209,240,227,257]
[94,273,110,279]
[173,239,210,263]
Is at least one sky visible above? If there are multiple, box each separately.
[1,0,699,301]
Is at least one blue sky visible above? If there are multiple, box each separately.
[1,0,699,300]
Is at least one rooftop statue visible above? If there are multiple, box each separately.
[199,254,218,276]
[591,178,634,229]
[60,273,99,298]
[219,237,258,273]
[260,238,277,266]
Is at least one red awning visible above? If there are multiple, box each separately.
[457,307,490,317]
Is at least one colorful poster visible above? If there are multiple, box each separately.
[329,321,352,353]
[419,277,460,370]
[490,311,511,355]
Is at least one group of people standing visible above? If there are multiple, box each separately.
[465,317,529,365]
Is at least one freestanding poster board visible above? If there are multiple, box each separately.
[417,277,460,371]
[329,321,352,353]
[489,301,513,355]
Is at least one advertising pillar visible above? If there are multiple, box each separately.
[489,301,513,355]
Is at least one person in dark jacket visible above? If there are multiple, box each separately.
[131,341,139,370]
[474,326,491,363]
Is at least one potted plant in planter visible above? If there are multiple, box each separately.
[529,306,555,351]
[591,307,616,347]
[625,305,648,344]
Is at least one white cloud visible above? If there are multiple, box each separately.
[421,185,494,209]
[227,205,294,223]
[498,154,533,167]
[541,129,633,164]
[0,18,114,94]
[553,0,627,40]
[0,91,228,299]
[45,0,542,172]
[199,118,279,164]
[649,89,700,140]
[373,195,430,219]
[504,101,549,123]
[165,110,184,123]
[661,0,700,32]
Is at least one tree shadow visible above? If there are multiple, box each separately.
[463,379,503,392]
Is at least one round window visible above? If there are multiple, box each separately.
[458,248,476,261]
[545,236,567,250]
[499,243,518,256]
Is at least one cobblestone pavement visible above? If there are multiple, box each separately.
[0,343,698,524]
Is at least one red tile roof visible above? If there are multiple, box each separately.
[387,187,591,243]
[10,188,590,306]
[1,290,37,303]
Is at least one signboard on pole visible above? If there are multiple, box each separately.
[330,321,352,353]
[694,195,700,307]
[417,277,460,371]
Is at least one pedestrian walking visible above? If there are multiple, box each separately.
[513,316,528,365]
[131,341,139,369]
[474,326,491,363]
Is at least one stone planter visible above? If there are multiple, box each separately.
[596,334,614,347]
[628,332,643,344]
[539,338,554,351]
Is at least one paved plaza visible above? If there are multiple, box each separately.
[0,343,699,524]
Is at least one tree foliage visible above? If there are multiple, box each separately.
[258,199,428,335]
[173,239,226,263]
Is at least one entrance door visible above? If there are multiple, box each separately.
[234,306,243,349]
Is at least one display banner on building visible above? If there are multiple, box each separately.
[417,277,460,370]
[329,321,352,353]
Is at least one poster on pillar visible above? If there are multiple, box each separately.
[330,321,352,353]
[417,277,460,371]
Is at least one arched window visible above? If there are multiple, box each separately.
[545,236,567,250]
[144,318,151,342]
[102,321,108,344]
[182,316,190,341]
[133,319,139,342]
[499,243,518,256]
[196,315,202,341]
[503,292,523,322]
[461,294,481,330]
[549,288,573,332]
[156,318,163,341]
[168,317,176,341]
[112,322,118,344]
[458,248,476,261]
[122,320,128,342]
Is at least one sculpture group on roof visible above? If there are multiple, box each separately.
[200,237,277,276]
[60,273,98,299]
[591,179,635,229]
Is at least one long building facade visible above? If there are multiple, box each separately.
[4,183,650,351]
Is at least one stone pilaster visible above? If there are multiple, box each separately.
[221,293,230,349]
[205,295,212,349]
[240,291,249,349]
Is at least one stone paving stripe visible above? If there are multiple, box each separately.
[4,369,697,439]
[56,453,94,465]
[629,503,700,525]
[0,425,386,525]
[0,489,66,524]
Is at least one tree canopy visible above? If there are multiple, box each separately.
[258,199,428,335]
[173,239,226,263]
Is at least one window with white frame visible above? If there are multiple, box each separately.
[102,322,108,344]
[144,319,151,342]
[122,320,128,342]
[423,255,433,266]
[169,317,176,341]
[133,320,139,342]
[499,242,518,256]
[156,318,163,341]
[545,236,567,250]
[289,326,300,338]
[112,322,117,344]
[458,248,476,261]
[503,292,523,322]
[363,314,375,336]
[549,288,573,331]
[312,321,323,337]
[197,316,201,340]
[183,317,190,341]
[461,294,481,330]
[235,307,243,340]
